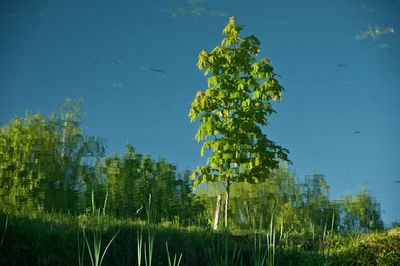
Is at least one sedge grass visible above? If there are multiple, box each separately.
[251,234,268,266]
[137,229,143,266]
[81,228,119,266]
[143,229,155,266]
[266,230,276,266]
[1,205,394,266]
[205,232,243,266]
[0,215,8,247]
[166,242,183,266]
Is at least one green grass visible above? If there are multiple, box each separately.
[165,242,182,266]
[0,211,399,265]
[79,228,119,266]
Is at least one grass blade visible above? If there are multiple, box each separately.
[99,230,119,266]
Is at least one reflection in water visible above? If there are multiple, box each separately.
[0,99,385,233]
[161,0,227,18]
[356,25,395,40]
[377,43,391,49]
[91,60,166,77]
[1,0,399,232]
[0,99,386,232]
[112,83,123,88]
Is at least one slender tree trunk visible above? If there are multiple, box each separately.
[213,194,222,230]
[224,177,230,228]
[61,119,68,158]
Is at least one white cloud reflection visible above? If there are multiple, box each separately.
[161,0,227,18]
[356,25,395,40]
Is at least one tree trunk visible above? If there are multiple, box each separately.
[61,119,68,158]
[213,194,222,230]
[224,178,230,228]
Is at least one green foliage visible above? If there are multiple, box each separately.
[101,145,202,224]
[340,187,384,232]
[0,99,202,226]
[0,112,58,210]
[299,174,339,234]
[189,17,289,188]
[196,166,383,234]
[324,227,400,265]
[0,99,105,214]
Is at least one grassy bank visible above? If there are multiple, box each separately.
[0,211,399,265]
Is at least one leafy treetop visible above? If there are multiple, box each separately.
[189,17,290,188]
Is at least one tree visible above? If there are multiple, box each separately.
[228,164,301,231]
[0,113,59,211]
[101,144,201,223]
[340,188,383,232]
[0,99,105,214]
[189,17,289,229]
[300,173,335,232]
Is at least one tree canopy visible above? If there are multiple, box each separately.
[189,17,290,188]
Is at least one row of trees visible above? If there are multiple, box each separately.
[0,99,201,223]
[198,168,383,233]
[0,99,383,232]
[101,146,203,222]
[0,99,104,213]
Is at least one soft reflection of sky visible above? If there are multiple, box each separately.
[0,0,399,224]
